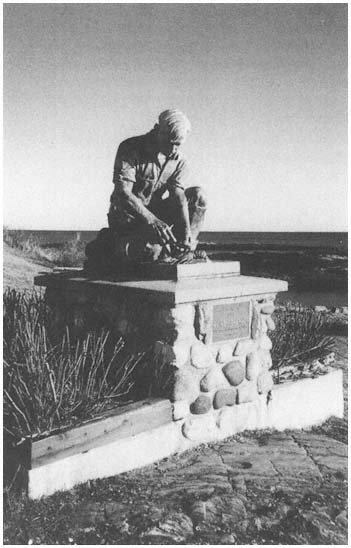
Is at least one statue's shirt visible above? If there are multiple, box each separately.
[109,130,188,227]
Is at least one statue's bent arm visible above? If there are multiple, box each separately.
[113,181,155,225]
[114,182,176,245]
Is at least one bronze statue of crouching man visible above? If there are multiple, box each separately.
[85,109,207,274]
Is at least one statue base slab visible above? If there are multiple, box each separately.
[126,259,241,280]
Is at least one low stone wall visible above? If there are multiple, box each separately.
[27,369,344,499]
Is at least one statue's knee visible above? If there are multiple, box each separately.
[187,186,207,209]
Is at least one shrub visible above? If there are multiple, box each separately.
[3,289,144,441]
[133,343,175,401]
[53,238,86,267]
[3,227,28,248]
[271,302,335,371]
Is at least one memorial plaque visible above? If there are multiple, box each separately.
[212,301,250,342]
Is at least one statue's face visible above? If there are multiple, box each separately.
[157,126,187,158]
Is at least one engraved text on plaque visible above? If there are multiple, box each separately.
[212,301,250,342]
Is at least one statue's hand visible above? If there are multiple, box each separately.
[179,232,192,249]
[150,218,177,245]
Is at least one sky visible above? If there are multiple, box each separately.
[3,3,348,231]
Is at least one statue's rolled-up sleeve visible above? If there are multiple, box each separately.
[167,158,188,192]
[112,142,137,187]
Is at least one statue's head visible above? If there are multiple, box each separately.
[155,109,191,158]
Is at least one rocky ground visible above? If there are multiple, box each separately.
[4,338,347,545]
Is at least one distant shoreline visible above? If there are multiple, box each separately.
[3,229,348,252]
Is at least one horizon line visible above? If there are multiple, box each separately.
[3,227,348,234]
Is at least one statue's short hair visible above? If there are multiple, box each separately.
[158,109,191,140]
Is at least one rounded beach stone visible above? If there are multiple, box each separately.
[246,352,260,381]
[257,371,273,394]
[200,367,228,392]
[191,341,215,369]
[173,367,203,402]
[237,381,258,404]
[259,334,272,350]
[172,340,192,368]
[314,305,328,313]
[258,349,272,370]
[213,388,237,409]
[210,345,219,358]
[190,395,212,414]
[173,400,190,420]
[265,316,276,331]
[260,303,275,315]
[216,407,236,435]
[216,345,233,364]
[234,339,257,356]
[222,361,245,386]
[219,534,237,545]
[250,305,261,340]
[182,415,217,441]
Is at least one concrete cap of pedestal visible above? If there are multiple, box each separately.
[135,260,241,280]
[35,263,288,306]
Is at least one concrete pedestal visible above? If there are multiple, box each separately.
[35,262,288,442]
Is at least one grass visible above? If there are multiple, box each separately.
[271,302,335,371]
[3,227,86,267]
[3,289,145,444]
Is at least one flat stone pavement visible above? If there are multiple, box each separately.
[59,429,345,545]
[6,431,348,546]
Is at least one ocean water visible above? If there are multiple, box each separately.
[199,231,347,252]
[8,229,347,251]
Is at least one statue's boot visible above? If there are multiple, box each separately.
[85,226,166,276]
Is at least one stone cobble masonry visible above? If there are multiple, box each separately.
[43,277,280,443]
[36,265,288,446]
[163,295,277,442]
